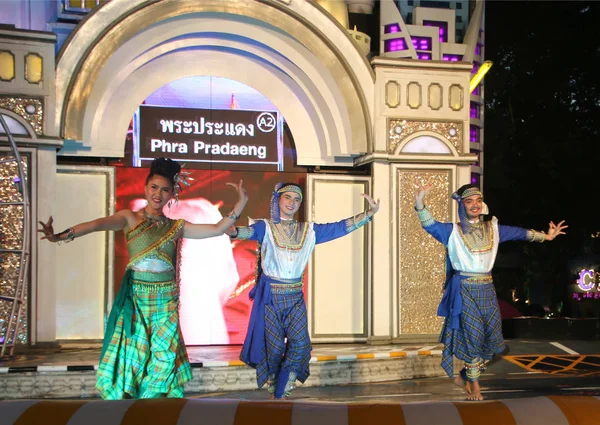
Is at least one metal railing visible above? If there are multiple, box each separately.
[0,114,30,358]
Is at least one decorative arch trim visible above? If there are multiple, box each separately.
[55,0,374,164]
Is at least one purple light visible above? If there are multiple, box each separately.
[470,125,480,142]
[417,52,432,60]
[472,62,480,75]
[384,38,407,52]
[475,43,482,56]
[384,24,401,34]
[423,20,449,43]
[470,103,480,119]
[472,85,481,95]
[470,173,480,186]
[442,54,463,62]
[411,36,432,51]
[578,270,595,291]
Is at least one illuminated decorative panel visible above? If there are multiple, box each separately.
[385,80,401,108]
[397,169,449,335]
[385,38,408,52]
[0,155,28,345]
[407,82,422,109]
[449,84,464,111]
[25,53,43,84]
[0,51,15,82]
[428,83,443,110]
[384,24,401,34]
[388,119,462,154]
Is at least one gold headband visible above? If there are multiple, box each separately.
[277,185,303,202]
[461,187,482,199]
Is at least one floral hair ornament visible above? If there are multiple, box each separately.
[168,164,193,208]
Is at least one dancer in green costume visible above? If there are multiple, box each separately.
[38,158,248,399]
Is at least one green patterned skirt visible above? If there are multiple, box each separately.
[96,270,192,399]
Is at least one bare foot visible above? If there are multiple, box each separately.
[466,380,483,401]
[453,375,471,396]
[269,393,274,400]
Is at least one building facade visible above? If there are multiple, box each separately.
[0,0,485,350]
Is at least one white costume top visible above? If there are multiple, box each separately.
[260,219,316,280]
[447,217,500,273]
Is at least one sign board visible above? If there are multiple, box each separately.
[134,105,282,167]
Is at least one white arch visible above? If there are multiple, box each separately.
[400,135,452,155]
[85,50,330,164]
[56,1,375,165]
[395,132,460,156]
[78,18,353,162]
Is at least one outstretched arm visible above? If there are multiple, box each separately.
[314,193,380,244]
[182,180,249,239]
[227,219,266,243]
[414,183,453,245]
[499,220,568,243]
[38,210,134,243]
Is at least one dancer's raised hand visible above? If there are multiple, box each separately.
[546,220,568,241]
[225,179,249,207]
[37,216,60,242]
[415,183,432,209]
[361,193,380,217]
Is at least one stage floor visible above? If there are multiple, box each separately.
[0,342,444,369]
[0,342,451,399]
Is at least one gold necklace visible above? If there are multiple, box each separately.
[143,209,167,225]
[280,219,297,239]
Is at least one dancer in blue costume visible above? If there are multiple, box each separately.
[228,182,379,399]
[415,183,567,401]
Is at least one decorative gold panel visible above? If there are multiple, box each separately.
[385,80,401,108]
[0,97,43,135]
[428,83,443,110]
[0,51,15,82]
[0,155,29,345]
[397,169,450,335]
[449,84,464,111]
[388,119,463,154]
[25,53,43,84]
[407,82,422,109]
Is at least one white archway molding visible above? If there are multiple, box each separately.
[82,50,334,165]
[76,18,354,163]
[56,0,374,165]
[394,132,460,157]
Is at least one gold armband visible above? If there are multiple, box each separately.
[527,230,546,243]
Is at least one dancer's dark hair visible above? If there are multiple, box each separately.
[145,157,181,186]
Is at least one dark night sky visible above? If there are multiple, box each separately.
[351,1,600,312]
[482,1,599,311]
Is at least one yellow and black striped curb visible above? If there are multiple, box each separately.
[0,350,442,372]
[1,395,599,425]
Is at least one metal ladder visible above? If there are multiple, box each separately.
[0,114,30,358]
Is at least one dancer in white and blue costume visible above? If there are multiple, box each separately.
[229,182,379,399]
[415,183,567,401]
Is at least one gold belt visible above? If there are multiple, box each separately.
[270,282,304,294]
